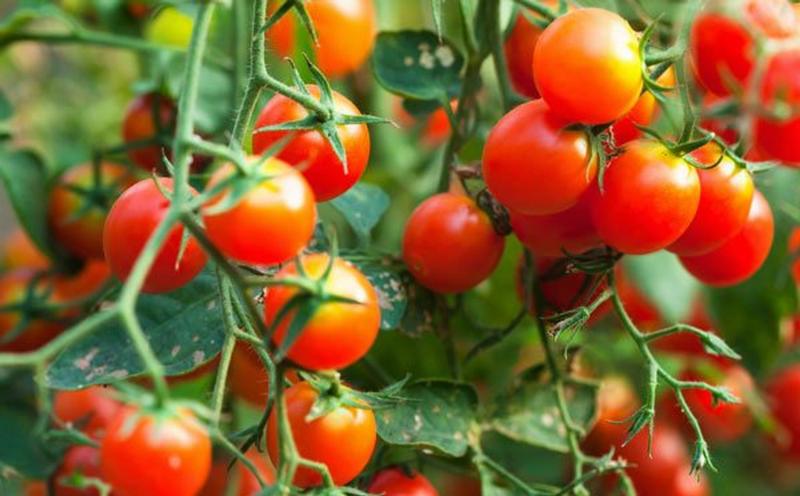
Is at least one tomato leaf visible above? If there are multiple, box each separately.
[375,380,477,457]
[372,30,465,101]
[622,252,700,324]
[0,90,12,120]
[45,271,225,389]
[398,277,438,336]
[0,406,61,478]
[348,259,407,331]
[328,183,390,243]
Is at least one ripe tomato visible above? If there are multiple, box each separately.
[690,0,796,96]
[100,405,211,496]
[668,144,754,256]
[679,190,773,287]
[53,386,122,439]
[228,343,270,407]
[236,449,277,496]
[0,271,64,353]
[48,163,133,260]
[2,229,50,271]
[789,227,800,284]
[590,140,701,254]
[266,0,376,78]
[766,365,800,459]
[533,8,643,124]
[122,93,175,171]
[510,190,601,257]
[145,7,194,48]
[483,99,596,215]
[103,178,207,293]
[267,254,380,370]
[392,99,456,147]
[52,261,111,302]
[753,48,800,166]
[52,445,103,496]
[24,482,46,496]
[612,68,676,145]
[203,158,316,266]
[267,381,377,487]
[582,376,639,456]
[402,193,505,293]
[252,85,370,201]
[503,0,561,99]
[367,468,439,495]
[197,459,229,496]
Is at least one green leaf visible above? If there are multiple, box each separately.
[328,183,390,242]
[431,0,443,37]
[372,30,465,101]
[489,381,598,453]
[375,380,477,457]
[0,4,74,35]
[398,277,438,336]
[0,406,61,478]
[0,90,12,120]
[46,271,224,389]
[349,259,407,331]
[401,98,442,118]
[623,252,700,323]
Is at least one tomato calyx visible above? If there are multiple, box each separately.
[300,371,406,422]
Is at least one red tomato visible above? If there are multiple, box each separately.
[789,227,800,284]
[0,271,64,353]
[51,260,111,302]
[52,445,103,496]
[203,158,317,266]
[402,193,505,293]
[236,449,277,495]
[103,178,207,293]
[266,0,376,78]
[753,48,800,166]
[252,85,370,201]
[612,68,676,145]
[2,229,50,271]
[590,140,701,254]
[266,381,376,487]
[392,99,456,147]
[503,0,561,99]
[533,8,643,124]
[48,162,133,260]
[266,1,295,57]
[267,254,380,370]
[690,0,796,96]
[24,482,46,496]
[52,386,122,439]
[197,460,229,496]
[122,93,175,171]
[510,189,601,257]
[367,468,439,495]
[765,365,800,459]
[680,190,774,286]
[668,144,755,256]
[483,99,597,215]
[228,343,270,407]
[582,376,639,456]
[100,405,211,496]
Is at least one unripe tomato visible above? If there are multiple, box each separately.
[145,7,194,48]
[267,381,377,487]
[2,228,50,271]
[590,140,701,254]
[53,386,122,439]
[503,0,561,99]
[228,343,270,407]
[789,227,800,284]
[668,144,755,256]
[48,163,134,260]
[510,190,601,257]
[402,193,505,294]
[367,468,439,495]
[122,93,175,172]
[753,49,800,166]
[252,85,370,201]
[203,158,316,266]
[267,254,380,370]
[52,445,103,496]
[0,271,64,353]
[611,68,676,145]
[766,364,800,459]
[483,99,596,215]
[680,190,774,287]
[100,405,211,496]
[103,178,207,293]
[533,8,643,124]
[690,0,796,96]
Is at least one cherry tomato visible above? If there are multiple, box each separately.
[103,178,207,293]
[267,381,377,487]
[122,93,175,171]
[503,0,561,99]
[753,48,800,166]
[402,193,505,293]
[267,254,380,370]
[668,144,755,256]
[228,343,270,407]
[24,482,46,496]
[533,8,643,124]
[2,228,50,271]
[52,445,103,496]
[203,158,316,266]
[392,99,456,147]
[48,163,134,260]
[590,140,701,254]
[789,227,800,284]
[252,85,370,201]
[510,190,601,257]
[145,7,194,48]
[690,0,796,96]
[197,459,229,496]
[367,468,439,495]
[266,0,376,78]
[236,449,277,495]
[483,99,596,215]
[679,190,774,287]
[51,261,110,302]
[265,1,295,58]
[582,376,639,456]
[100,405,211,496]
[766,365,800,459]
[611,68,676,145]
[52,386,121,439]
[0,271,64,353]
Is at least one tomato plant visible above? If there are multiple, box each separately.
[122,93,176,172]
[367,467,438,495]
[52,445,103,496]
[52,386,121,439]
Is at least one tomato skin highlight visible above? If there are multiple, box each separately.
[483,99,596,216]
[103,178,207,294]
[367,468,439,495]
[52,445,103,496]
[267,254,380,371]
[267,381,377,488]
[590,140,701,254]
[100,406,212,496]
[252,85,370,201]
[668,144,755,256]
[679,190,774,287]
[753,48,800,166]
[533,8,643,124]
[53,386,122,439]
[402,193,505,294]
[203,158,317,266]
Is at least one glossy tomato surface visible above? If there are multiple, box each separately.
[753,48,800,166]
[367,468,439,495]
